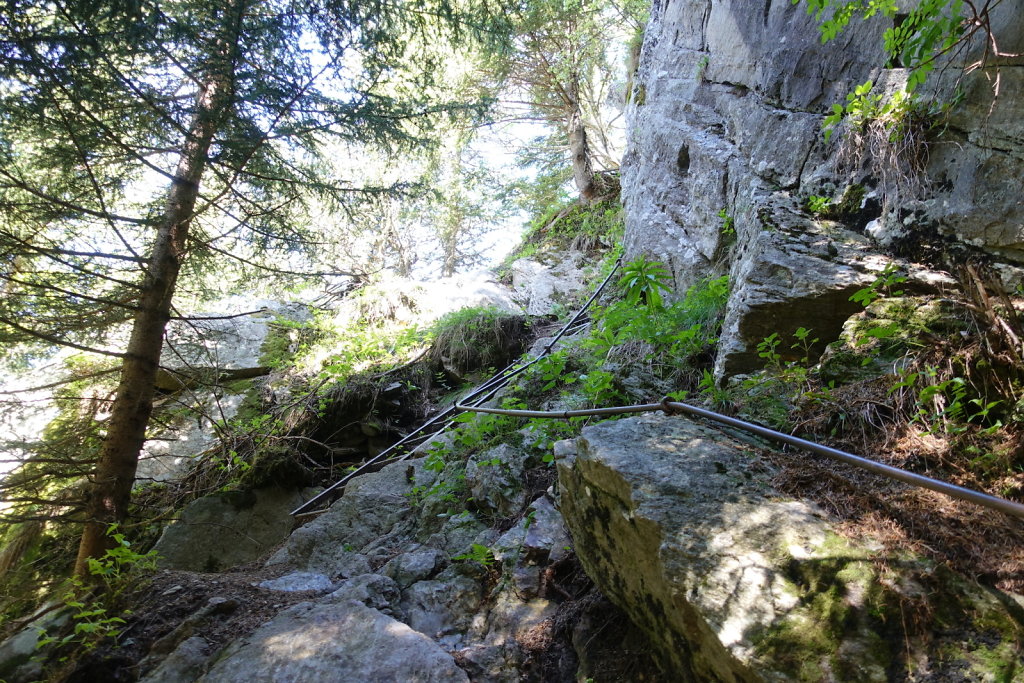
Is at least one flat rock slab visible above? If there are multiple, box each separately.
[257,571,335,593]
[199,601,469,683]
[154,487,308,572]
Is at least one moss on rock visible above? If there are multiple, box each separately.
[558,414,1024,681]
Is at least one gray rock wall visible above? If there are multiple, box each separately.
[622,0,1024,376]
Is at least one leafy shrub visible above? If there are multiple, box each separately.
[37,525,157,656]
[617,257,672,309]
[513,270,729,413]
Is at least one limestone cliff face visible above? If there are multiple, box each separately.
[622,0,1024,376]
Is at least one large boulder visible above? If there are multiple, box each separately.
[712,195,888,376]
[198,601,469,683]
[0,606,69,683]
[266,458,424,574]
[140,299,311,482]
[509,251,592,316]
[153,487,312,572]
[161,298,310,372]
[556,413,1024,680]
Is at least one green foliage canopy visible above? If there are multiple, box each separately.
[0,0,506,354]
[797,0,968,91]
[0,0,511,574]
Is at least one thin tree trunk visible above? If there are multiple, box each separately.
[440,206,463,278]
[566,74,597,204]
[74,26,239,575]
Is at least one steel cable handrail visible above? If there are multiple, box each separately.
[452,396,1024,520]
[293,249,1024,523]
[289,258,624,516]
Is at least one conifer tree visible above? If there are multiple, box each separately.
[0,0,506,574]
[493,0,645,203]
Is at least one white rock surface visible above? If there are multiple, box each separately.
[161,299,310,371]
[138,299,311,482]
[509,252,591,316]
[198,601,469,683]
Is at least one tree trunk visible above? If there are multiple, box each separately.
[74,27,239,575]
[440,205,463,278]
[566,74,597,204]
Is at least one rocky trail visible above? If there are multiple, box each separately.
[35,259,1023,681]
[3,0,1024,679]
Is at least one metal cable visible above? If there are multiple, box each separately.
[293,253,1024,523]
[289,258,624,517]
[452,396,1024,521]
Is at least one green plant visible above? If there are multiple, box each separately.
[696,55,709,82]
[969,398,1003,425]
[259,317,314,369]
[573,274,730,396]
[698,369,732,411]
[588,294,723,378]
[795,0,979,207]
[888,368,919,395]
[718,208,735,236]
[798,0,969,93]
[83,525,157,585]
[535,350,573,392]
[805,194,833,215]
[453,543,496,566]
[821,80,919,144]
[852,321,901,350]
[757,332,783,368]
[670,325,706,359]
[915,371,968,434]
[617,257,673,309]
[37,525,157,654]
[450,401,524,453]
[850,264,906,307]
[407,466,467,509]
[737,375,793,429]
[579,368,621,407]
[523,510,537,529]
[791,327,819,365]
[423,449,448,473]
[524,417,581,461]
[742,328,824,427]
[681,275,729,326]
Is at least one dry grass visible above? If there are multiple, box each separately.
[778,271,1024,593]
[782,364,1024,593]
